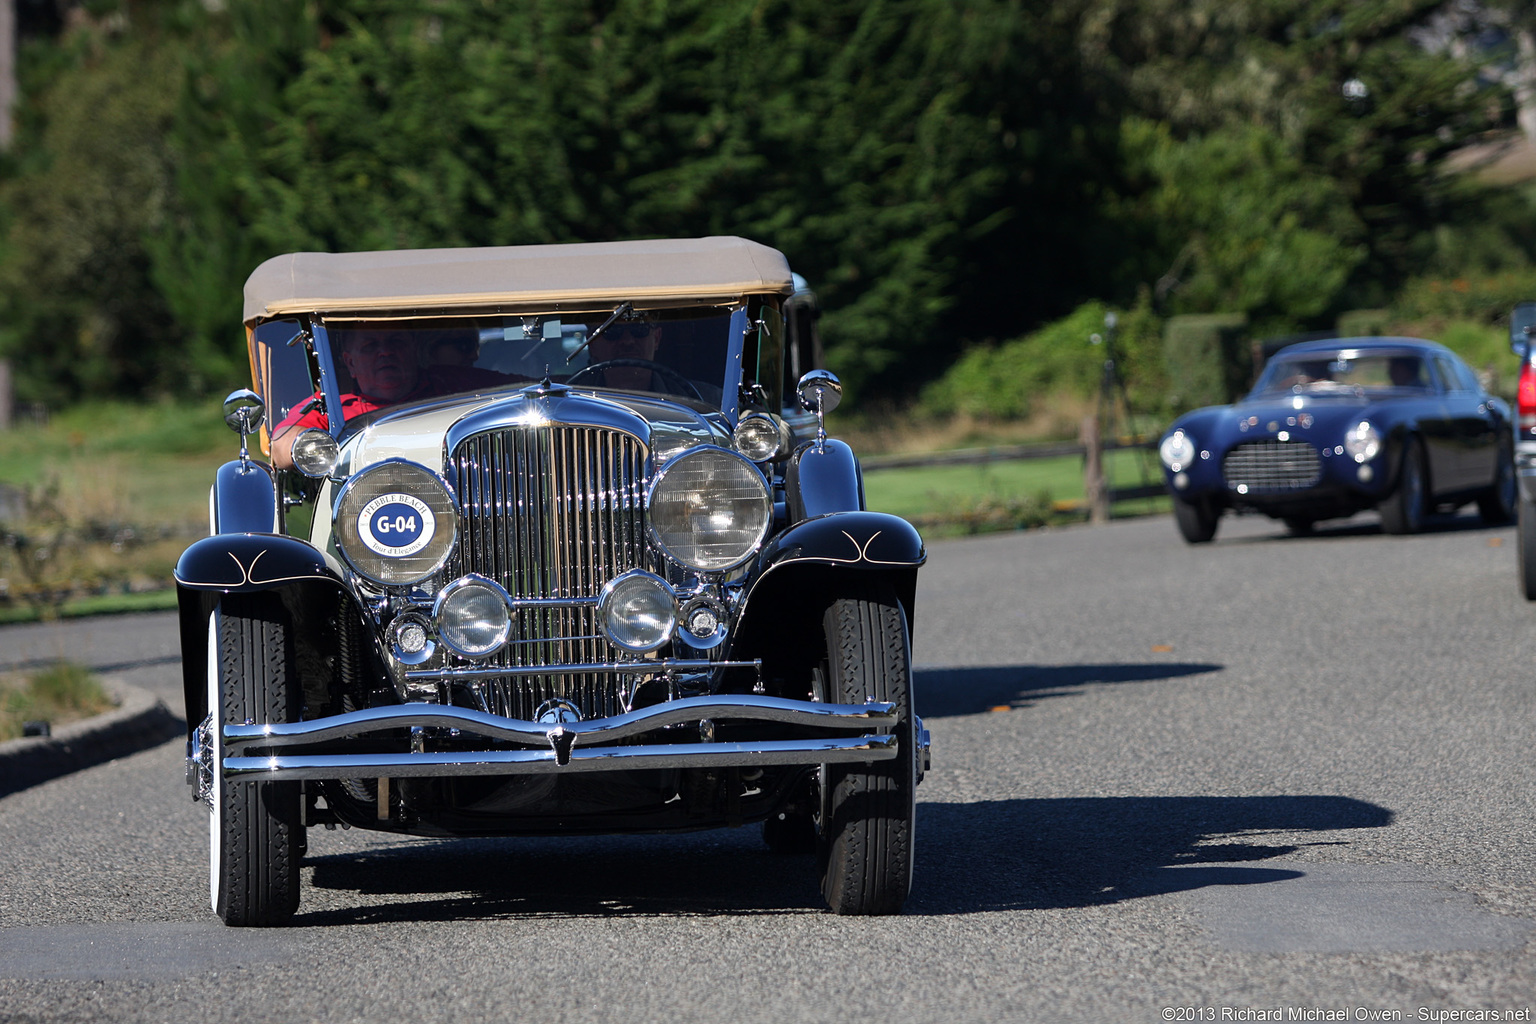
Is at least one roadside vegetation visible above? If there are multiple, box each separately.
[0,662,114,741]
[0,397,227,622]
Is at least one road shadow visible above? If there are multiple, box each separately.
[301,830,823,924]
[908,794,1391,914]
[914,663,1222,718]
[1219,508,1502,544]
[296,793,1389,924]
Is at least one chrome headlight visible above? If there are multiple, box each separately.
[732,412,789,462]
[290,428,341,479]
[598,570,677,652]
[333,460,457,586]
[434,575,512,659]
[1159,430,1196,473]
[1343,421,1381,463]
[647,446,772,572]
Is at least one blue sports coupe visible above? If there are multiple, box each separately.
[1158,337,1515,542]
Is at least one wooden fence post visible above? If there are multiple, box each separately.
[1082,414,1108,525]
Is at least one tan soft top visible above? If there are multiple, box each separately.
[243,236,794,324]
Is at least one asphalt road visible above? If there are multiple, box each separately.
[2,510,1534,1023]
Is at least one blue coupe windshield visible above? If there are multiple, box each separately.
[1252,350,1431,397]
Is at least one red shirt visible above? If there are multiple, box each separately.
[273,365,524,435]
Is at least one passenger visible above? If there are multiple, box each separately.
[1388,356,1423,388]
[270,326,521,470]
[427,328,480,367]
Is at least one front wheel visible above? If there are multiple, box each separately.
[816,582,915,915]
[1478,439,1516,526]
[208,594,302,926]
[1172,496,1219,544]
[1379,438,1427,535]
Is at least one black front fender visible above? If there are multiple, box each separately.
[754,511,925,574]
[175,533,352,741]
[729,512,925,679]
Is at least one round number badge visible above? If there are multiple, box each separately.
[357,493,436,558]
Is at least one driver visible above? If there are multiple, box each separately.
[269,326,522,469]
[577,318,719,403]
[1388,356,1423,387]
[584,318,663,391]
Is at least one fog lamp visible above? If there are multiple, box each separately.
[679,594,728,650]
[434,575,512,659]
[388,613,435,665]
[599,570,676,653]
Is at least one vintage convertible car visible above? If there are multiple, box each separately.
[175,237,929,925]
[1158,336,1514,543]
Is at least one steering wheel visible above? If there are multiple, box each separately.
[567,359,704,401]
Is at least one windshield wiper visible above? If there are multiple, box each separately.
[566,301,633,365]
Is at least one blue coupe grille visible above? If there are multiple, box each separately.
[1222,439,1321,492]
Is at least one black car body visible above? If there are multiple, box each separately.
[175,237,929,924]
[1158,337,1515,542]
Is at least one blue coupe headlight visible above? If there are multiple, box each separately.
[1343,421,1381,463]
[1159,430,1197,473]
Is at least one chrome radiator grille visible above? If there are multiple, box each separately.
[445,424,651,719]
[1222,439,1321,492]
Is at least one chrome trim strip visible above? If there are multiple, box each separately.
[400,657,760,682]
[309,320,348,441]
[224,734,898,781]
[224,694,897,752]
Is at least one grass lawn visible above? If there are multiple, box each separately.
[863,447,1169,525]
[0,396,232,525]
[0,397,233,622]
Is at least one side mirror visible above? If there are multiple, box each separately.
[223,389,265,435]
[1511,300,1536,358]
[796,369,842,448]
[222,389,266,469]
[797,369,842,416]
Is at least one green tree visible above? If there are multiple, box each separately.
[0,19,202,404]
[159,0,1117,402]
[1118,117,1365,331]
[1081,0,1504,314]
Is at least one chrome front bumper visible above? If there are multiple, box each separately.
[210,694,929,783]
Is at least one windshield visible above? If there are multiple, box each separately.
[258,307,744,439]
[1251,350,1433,397]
